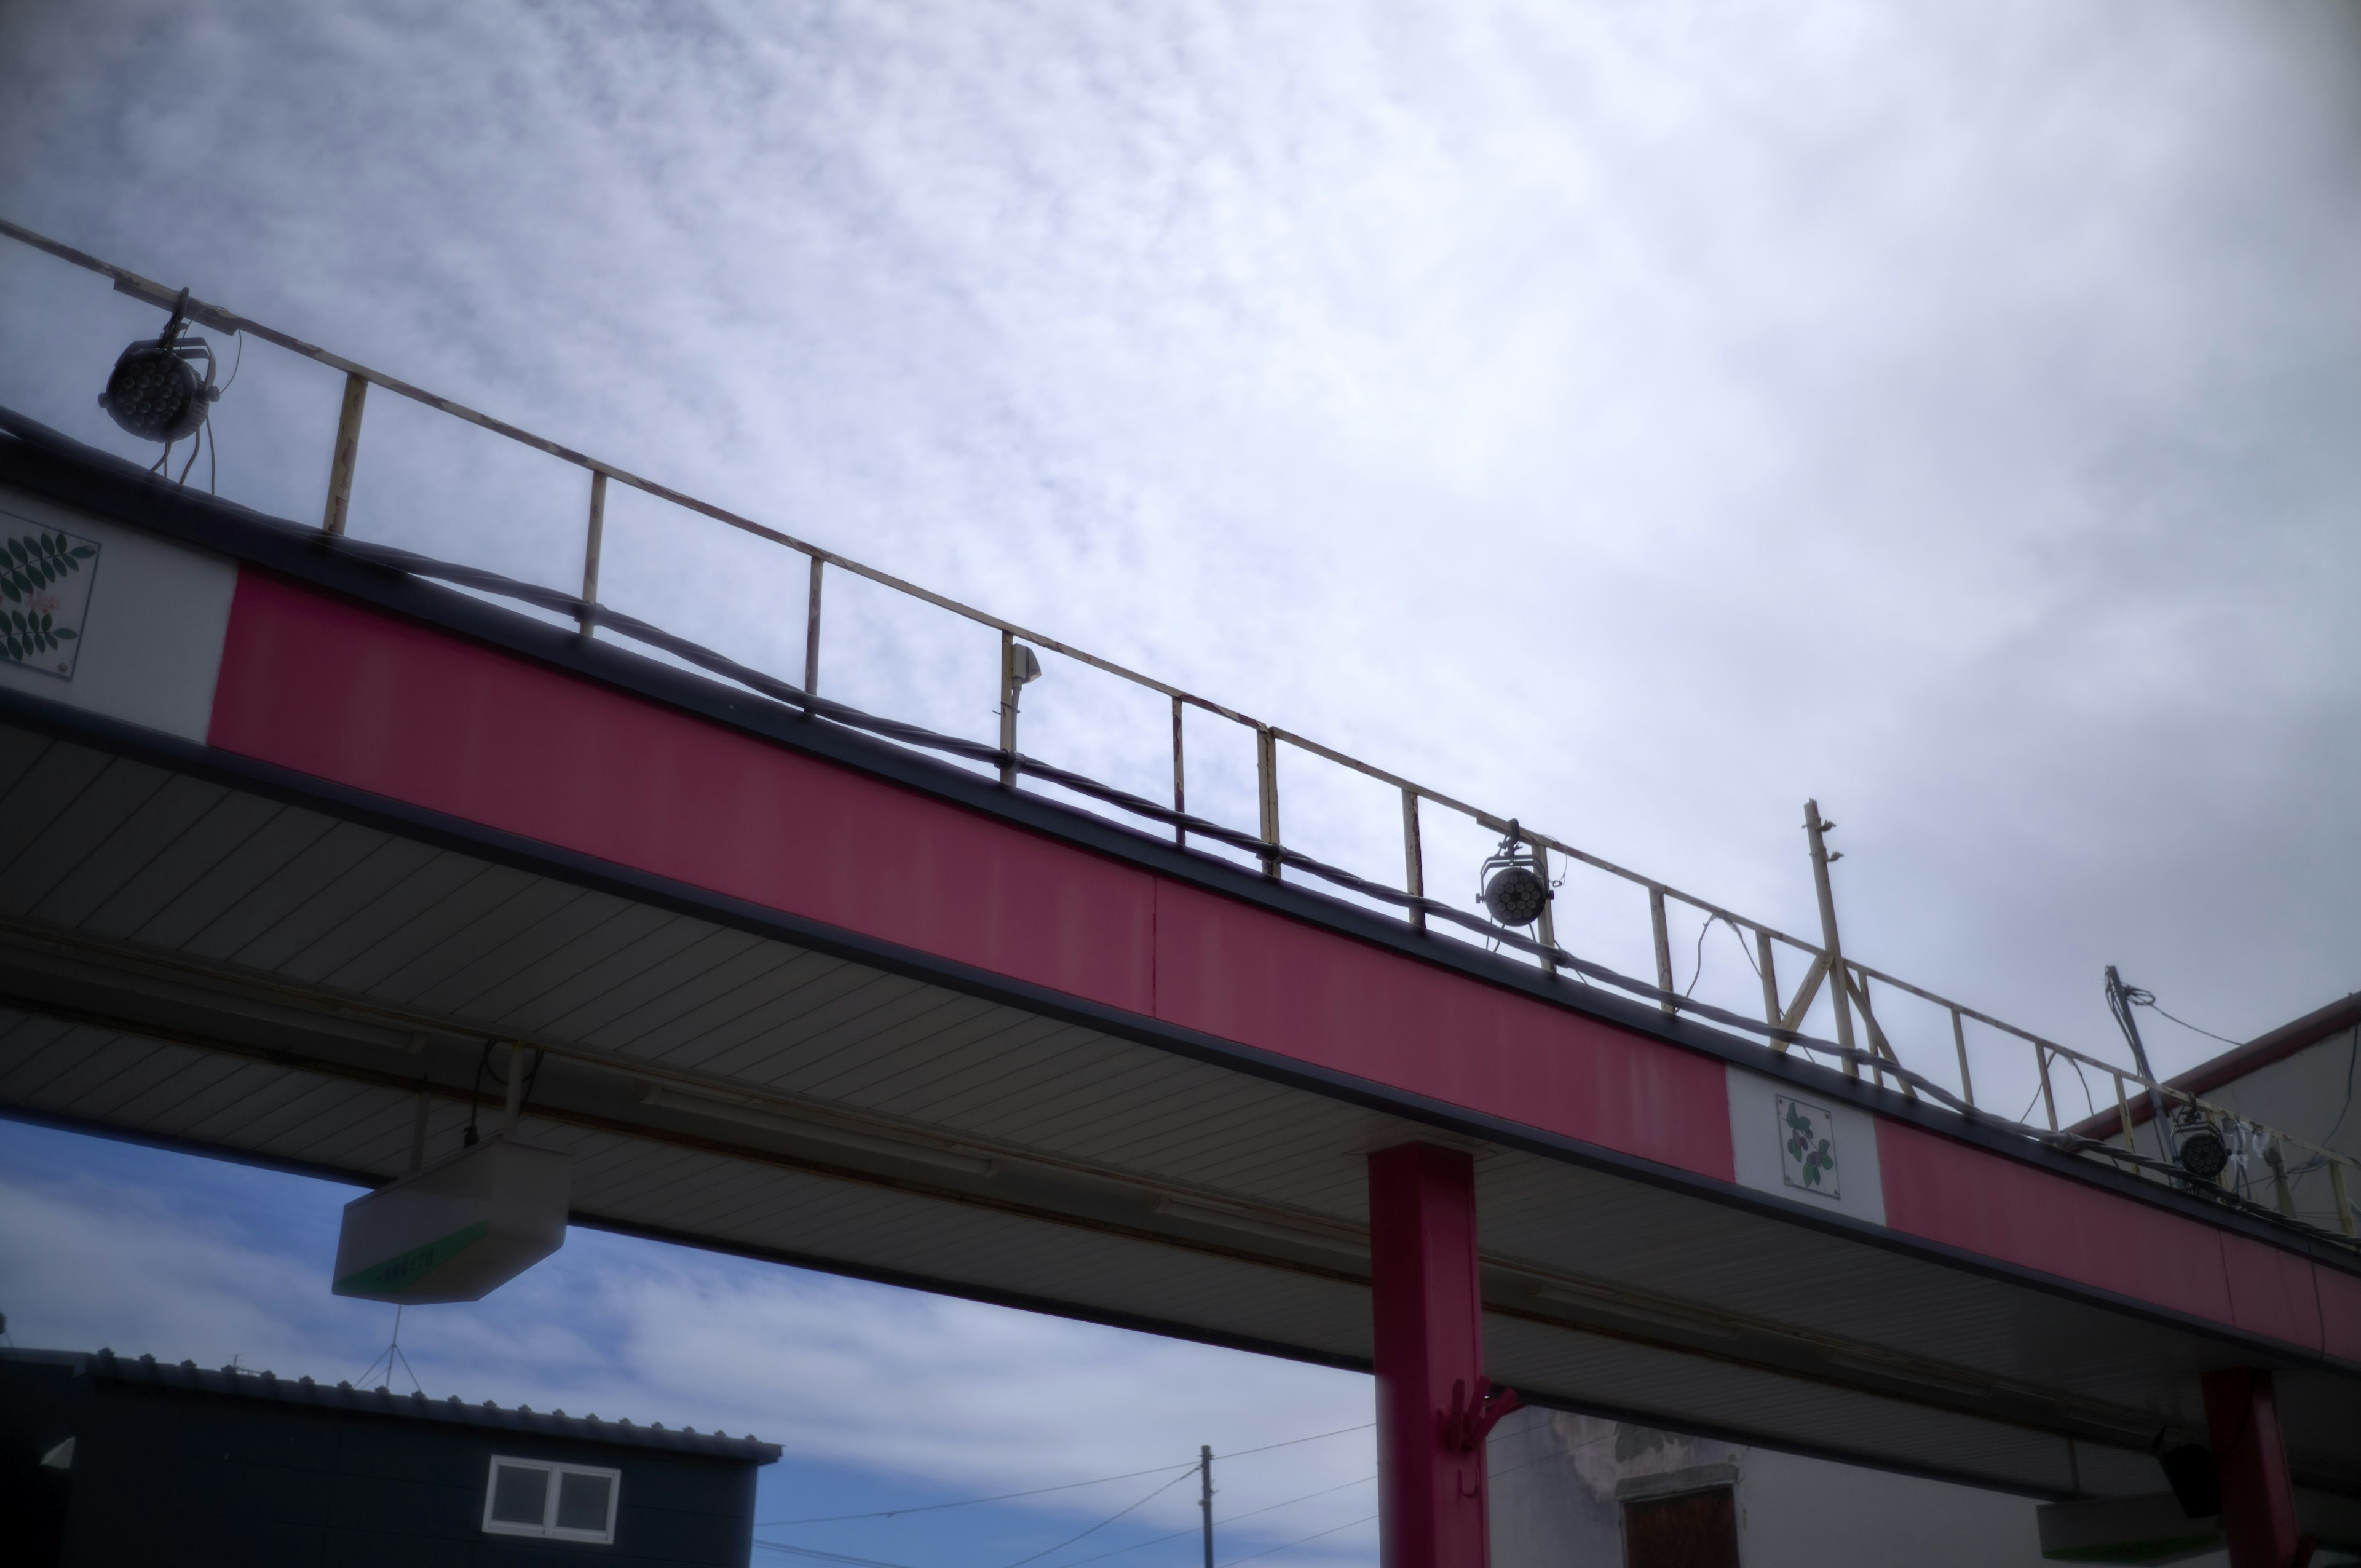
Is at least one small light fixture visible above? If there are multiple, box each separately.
[1479,821,1551,927]
[1006,642,1042,706]
[98,287,219,443]
[2173,1106,2229,1182]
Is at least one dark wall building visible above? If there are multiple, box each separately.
[1,1348,780,1567]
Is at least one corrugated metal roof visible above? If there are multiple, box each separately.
[6,1347,780,1462]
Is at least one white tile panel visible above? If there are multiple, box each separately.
[0,485,237,743]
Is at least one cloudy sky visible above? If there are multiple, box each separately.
[1,0,2357,1559]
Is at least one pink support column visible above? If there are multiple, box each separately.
[1369,1143,1514,1568]
[2202,1368,2303,1568]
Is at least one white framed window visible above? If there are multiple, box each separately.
[482,1454,622,1544]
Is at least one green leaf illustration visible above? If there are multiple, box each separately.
[0,533,91,666]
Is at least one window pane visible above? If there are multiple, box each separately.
[556,1471,614,1532]
[491,1463,551,1526]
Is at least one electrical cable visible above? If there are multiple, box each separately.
[1216,1424,1374,1460]
[1043,1475,1380,1568]
[761,1463,1198,1527]
[753,1545,922,1568]
[2138,1000,2243,1049]
[997,1468,1195,1568]
[2323,1022,2359,1149]
[1216,1514,1375,1568]
[1682,913,1762,997]
[760,1425,1372,1528]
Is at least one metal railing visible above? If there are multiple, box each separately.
[4,216,2352,1244]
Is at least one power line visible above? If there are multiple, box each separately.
[1051,1475,1380,1568]
[760,1463,1195,1526]
[1000,1470,1196,1568]
[754,1545,925,1568]
[1216,1515,1375,1568]
[1216,1425,1374,1461]
[2140,1000,2244,1048]
[760,1425,1373,1529]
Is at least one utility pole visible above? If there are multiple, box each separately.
[1803,800,1859,1078]
[1199,1444,1214,1568]
[2104,965,2178,1165]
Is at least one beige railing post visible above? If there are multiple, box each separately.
[1952,1009,1977,1108]
[1533,841,1557,976]
[1402,789,1425,933]
[1256,727,1280,878]
[1804,801,1858,1076]
[803,556,824,695]
[999,631,1019,788]
[1171,697,1187,847]
[322,371,368,536]
[1648,888,1675,1016]
[578,471,606,636]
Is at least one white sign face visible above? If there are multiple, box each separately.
[1776,1095,1840,1200]
[0,524,100,679]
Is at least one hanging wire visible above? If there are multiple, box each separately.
[760,1463,1198,1527]
[761,1423,1378,1528]
[1216,1514,1375,1568]
[997,1468,1195,1568]
[352,1304,424,1394]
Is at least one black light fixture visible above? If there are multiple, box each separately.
[1479,821,1551,927]
[98,287,219,444]
[2172,1106,2229,1182]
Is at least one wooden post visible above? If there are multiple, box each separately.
[1803,801,1858,1077]
[1756,930,1782,1042]
[1256,727,1279,879]
[322,371,368,536]
[1952,1009,1977,1107]
[578,471,607,637]
[803,556,824,697]
[1171,696,1187,847]
[1402,789,1425,933]
[1649,888,1675,1016]
[1532,842,1556,976]
[999,631,1019,788]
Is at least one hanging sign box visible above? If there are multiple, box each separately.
[333,1136,572,1304]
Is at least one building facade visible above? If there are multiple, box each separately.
[1,1348,780,1567]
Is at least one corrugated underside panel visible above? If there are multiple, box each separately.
[0,722,2351,1496]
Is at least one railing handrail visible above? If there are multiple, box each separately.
[5,215,2352,1240]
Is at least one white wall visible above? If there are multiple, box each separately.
[1487,1408,2065,1568]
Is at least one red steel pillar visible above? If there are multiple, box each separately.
[2202,1368,2303,1568]
[1369,1142,1511,1568]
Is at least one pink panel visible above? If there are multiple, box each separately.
[1153,881,1737,1179]
[207,572,1158,1013]
[1877,1120,2322,1339]
[2217,1232,2322,1350]
[2318,1266,2361,1368]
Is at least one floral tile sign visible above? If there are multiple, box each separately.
[1777,1095,1840,1200]
[0,526,99,679]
